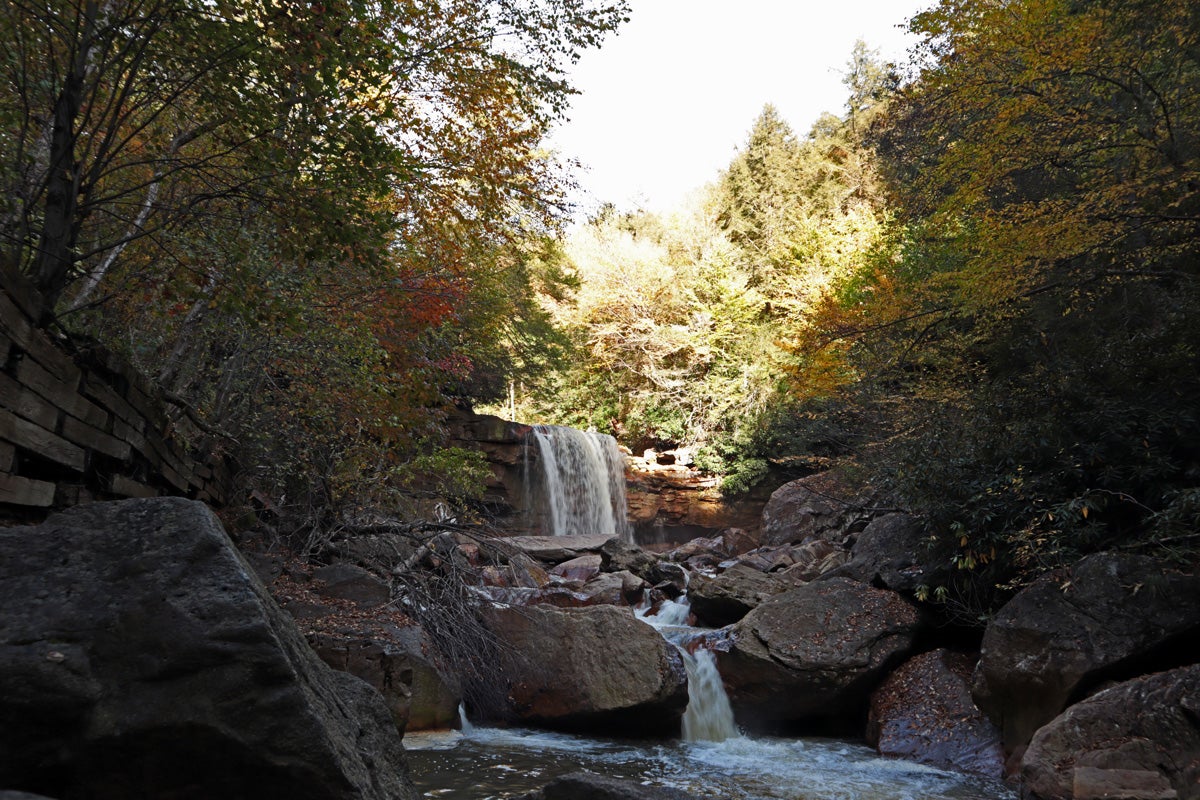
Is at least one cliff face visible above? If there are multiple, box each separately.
[625,454,770,545]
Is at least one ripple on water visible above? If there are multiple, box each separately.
[403,726,1015,800]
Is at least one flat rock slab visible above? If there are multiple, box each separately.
[502,534,618,563]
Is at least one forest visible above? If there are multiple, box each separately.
[3,0,1199,616]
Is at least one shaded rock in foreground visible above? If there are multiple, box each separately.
[0,498,416,800]
[822,512,931,593]
[867,649,1004,778]
[309,622,461,734]
[482,604,688,735]
[973,553,1200,752]
[1021,665,1200,800]
[718,578,924,729]
[518,772,700,800]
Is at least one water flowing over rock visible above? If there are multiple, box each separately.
[972,553,1200,752]
[527,425,633,541]
[0,497,416,800]
[717,578,925,729]
[1020,664,1200,800]
[481,604,688,734]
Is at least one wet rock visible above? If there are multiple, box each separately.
[550,553,603,582]
[972,553,1200,752]
[867,649,1003,778]
[688,564,794,627]
[718,578,924,728]
[759,471,871,547]
[715,527,759,556]
[667,536,722,563]
[482,604,688,734]
[520,771,700,799]
[822,513,931,593]
[1021,665,1200,800]
[309,623,460,733]
[312,563,391,608]
[648,561,686,597]
[0,498,416,800]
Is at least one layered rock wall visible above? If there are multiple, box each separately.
[0,274,228,513]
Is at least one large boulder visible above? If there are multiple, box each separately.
[973,553,1200,752]
[687,564,794,627]
[759,472,871,547]
[1021,665,1200,800]
[717,577,924,728]
[823,512,931,593]
[867,649,1004,778]
[0,498,416,800]
[482,604,688,734]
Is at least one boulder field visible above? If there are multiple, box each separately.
[4,469,1199,800]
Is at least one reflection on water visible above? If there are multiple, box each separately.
[404,725,1016,800]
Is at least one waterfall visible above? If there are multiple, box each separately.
[636,593,739,743]
[680,648,738,741]
[526,425,632,542]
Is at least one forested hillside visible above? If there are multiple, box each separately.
[5,0,1197,613]
[525,0,1200,612]
[1,0,628,524]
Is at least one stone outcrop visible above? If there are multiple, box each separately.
[0,279,229,512]
[626,457,765,544]
[759,471,872,547]
[482,604,688,734]
[0,497,416,800]
[1021,665,1200,800]
[502,534,618,563]
[867,649,1004,778]
[972,553,1200,751]
[717,577,924,728]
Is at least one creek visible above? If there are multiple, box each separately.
[414,424,1014,798]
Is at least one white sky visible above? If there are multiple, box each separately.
[549,0,931,216]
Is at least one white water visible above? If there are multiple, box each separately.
[406,725,1014,799]
[636,592,739,744]
[527,425,632,541]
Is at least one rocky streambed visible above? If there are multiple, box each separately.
[2,474,1199,799]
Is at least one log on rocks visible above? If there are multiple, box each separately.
[0,498,417,800]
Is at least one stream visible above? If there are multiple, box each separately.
[404,725,1015,799]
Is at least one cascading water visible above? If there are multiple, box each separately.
[526,424,633,542]
[636,590,740,743]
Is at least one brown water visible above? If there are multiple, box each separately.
[404,726,1016,800]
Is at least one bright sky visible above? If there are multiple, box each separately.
[549,0,931,216]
